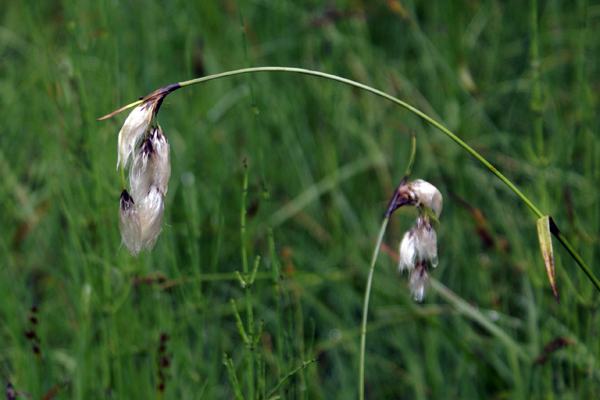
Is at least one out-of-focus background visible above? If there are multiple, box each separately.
[2,0,599,398]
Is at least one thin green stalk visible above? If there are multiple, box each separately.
[267,359,318,399]
[359,217,389,400]
[224,353,245,400]
[235,0,269,198]
[554,230,600,291]
[240,160,255,397]
[178,67,543,218]
[530,0,545,160]
[268,227,286,379]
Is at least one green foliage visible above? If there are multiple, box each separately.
[1,0,599,398]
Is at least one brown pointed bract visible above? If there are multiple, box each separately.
[537,216,559,302]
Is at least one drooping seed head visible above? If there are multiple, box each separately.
[118,190,142,257]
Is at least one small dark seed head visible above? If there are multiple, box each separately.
[120,190,135,209]
[24,330,37,340]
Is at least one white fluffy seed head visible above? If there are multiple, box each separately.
[402,179,443,217]
[129,126,171,203]
[399,216,439,272]
[118,190,142,258]
[410,260,429,302]
[138,186,165,252]
[149,126,171,195]
[416,216,438,267]
[116,104,153,170]
[399,229,417,272]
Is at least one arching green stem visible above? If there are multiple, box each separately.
[179,67,543,217]
[101,66,600,293]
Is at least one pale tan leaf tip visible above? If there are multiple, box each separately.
[537,216,559,303]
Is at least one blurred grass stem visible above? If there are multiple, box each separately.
[240,159,256,397]
[359,217,389,400]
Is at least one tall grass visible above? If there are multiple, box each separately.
[1,0,600,398]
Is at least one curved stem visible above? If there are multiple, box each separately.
[101,66,600,292]
[179,67,544,218]
[177,66,600,293]
[359,217,389,400]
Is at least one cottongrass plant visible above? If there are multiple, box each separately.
[98,67,600,288]
[358,172,444,399]
[98,67,600,295]
[396,180,443,301]
[98,66,600,398]
[101,84,180,257]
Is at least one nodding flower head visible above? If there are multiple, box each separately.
[110,84,179,257]
[118,126,171,257]
[393,179,442,301]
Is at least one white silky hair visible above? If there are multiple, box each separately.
[116,104,152,170]
[138,186,165,252]
[118,191,142,258]
[129,126,171,204]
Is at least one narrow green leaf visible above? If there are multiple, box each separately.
[537,216,559,302]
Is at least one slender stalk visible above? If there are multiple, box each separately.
[267,359,318,399]
[359,217,389,400]
[530,0,545,159]
[240,159,255,397]
[235,0,269,198]
[554,230,600,290]
[224,353,245,400]
[179,67,544,218]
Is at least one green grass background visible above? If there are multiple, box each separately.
[2,0,600,398]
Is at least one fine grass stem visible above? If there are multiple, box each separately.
[235,0,269,198]
[359,134,417,400]
[224,353,245,400]
[266,358,319,400]
[240,159,256,397]
[358,218,389,400]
